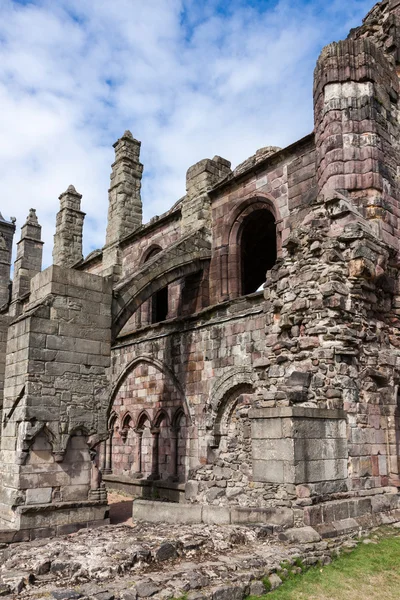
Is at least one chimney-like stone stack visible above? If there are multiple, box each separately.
[105,130,143,247]
[11,209,43,312]
[182,156,231,235]
[53,185,85,268]
[102,131,143,278]
[0,213,16,309]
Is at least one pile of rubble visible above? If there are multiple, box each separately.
[0,519,395,600]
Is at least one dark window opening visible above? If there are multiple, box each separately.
[152,286,168,323]
[241,209,277,295]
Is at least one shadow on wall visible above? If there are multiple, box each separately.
[102,359,190,483]
[25,429,92,504]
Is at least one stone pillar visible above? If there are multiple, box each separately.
[53,185,85,268]
[182,156,231,236]
[101,440,106,470]
[0,213,16,309]
[314,39,400,249]
[104,431,113,474]
[136,429,143,475]
[11,209,43,314]
[103,131,143,278]
[250,407,347,494]
[151,428,160,480]
[170,428,178,479]
[0,265,112,532]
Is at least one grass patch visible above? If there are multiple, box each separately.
[248,531,400,600]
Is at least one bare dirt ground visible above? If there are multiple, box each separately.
[108,491,134,527]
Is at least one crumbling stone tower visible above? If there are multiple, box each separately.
[0,0,400,539]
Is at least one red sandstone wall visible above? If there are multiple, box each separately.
[209,137,316,305]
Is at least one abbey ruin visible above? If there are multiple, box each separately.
[0,0,400,541]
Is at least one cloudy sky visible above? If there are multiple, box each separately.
[0,0,374,266]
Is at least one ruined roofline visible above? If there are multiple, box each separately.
[208,132,314,198]
[113,288,265,346]
[76,203,182,270]
[119,202,183,249]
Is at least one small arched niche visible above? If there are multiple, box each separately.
[240,208,277,295]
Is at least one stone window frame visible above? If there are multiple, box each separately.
[139,244,170,325]
[221,195,282,300]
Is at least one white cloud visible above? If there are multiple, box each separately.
[0,0,373,267]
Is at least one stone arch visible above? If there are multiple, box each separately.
[108,355,191,422]
[109,357,191,480]
[153,408,170,428]
[140,244,163,265]
[120,411,134,442]
[206,367,254,429]
[112,231,211,339]
[220,196,281,299]
[213,383,254,448]
[136,409,152,430]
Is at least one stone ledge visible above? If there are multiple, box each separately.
[132,500,294,527]
[16,499,109,515]
[103,473,185,491]
[249,407,347,419]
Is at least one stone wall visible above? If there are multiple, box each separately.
[1,0,400,536]
[0,265,112,530]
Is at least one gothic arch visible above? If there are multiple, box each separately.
[207,372,254,452]
[214,383,253,443]
[154,409,170,428]
[172,407,186,430]
[136,409,151,430]
[205,367,254,432]
[121,411,134,430]
[108,355,191,422]
[111,231,211,339]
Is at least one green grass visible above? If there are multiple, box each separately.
[247,529,400,600]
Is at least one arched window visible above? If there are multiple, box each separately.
[240,208,276,295]
[143,246,169,324]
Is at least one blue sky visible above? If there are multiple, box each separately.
[0,0,374,266]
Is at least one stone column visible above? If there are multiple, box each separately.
[101,440,107,472]
[0,213,16,309]
[170,427,178,480]
[104,431,113,474]
[53,185,85,267]
[11,209,43,315]
[103,131,143,278]
[135,429,143,475]
[151,428,160,480]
